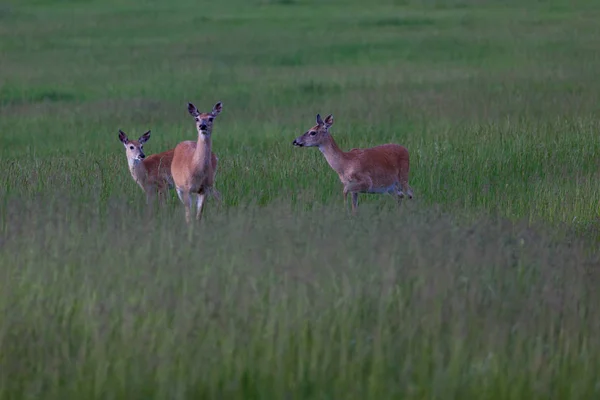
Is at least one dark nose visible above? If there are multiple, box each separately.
[292,139,297,146]
[140,154,145,159]
[199,124,207,130]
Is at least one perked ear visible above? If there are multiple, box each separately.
[323,114,334,128]
[188,103,200,117]
[316,114,324,126]
[212,101,223,116]
[138,130,151,144]
[118,129,129,144]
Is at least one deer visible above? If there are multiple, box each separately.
[118,129,175,205]
[171,101,222,223]
[292,113,413,214]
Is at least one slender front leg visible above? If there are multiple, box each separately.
[177,188,192,224]
[145,189,154,206]
[185,194,193,223]
[351,193,359,215]
[196,193,206,221]
[343,188,349,212]
[344,174,372,214]
[145,189,158,215]
[176,188,185,204]
[156,191,162,207]
[159,184,171,206]
[396,185,405,207]
[399,178,413,200]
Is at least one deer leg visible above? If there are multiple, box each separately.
[343,175,372,214]
[160,183,171,206]
[144,188,152,205]
[398,176,413,200]
[185,193,194,223]
[343,188,349,212]
[351,193,359,215]
[394,182,404,207]
[195,193,206,221]
[396,193,403,207]
[176,188,184,203]
[146,188,159,211]
[155,187,165,207]
[177,188,192,223]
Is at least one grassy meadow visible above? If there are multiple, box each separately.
[1,0,600,398]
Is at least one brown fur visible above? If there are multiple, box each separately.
[171,101,222,223]
[118,129,175,205]
[292,114,412,214]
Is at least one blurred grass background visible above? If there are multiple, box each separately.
[1,0,600,398]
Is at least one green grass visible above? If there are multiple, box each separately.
[1,0,600,398]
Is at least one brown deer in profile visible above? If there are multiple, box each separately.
[170,102,221,223]
[118,129,174,205]
[293,114,413,214]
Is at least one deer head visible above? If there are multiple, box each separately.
[188,101,223,137]
[118,129,150,163]
[292,113,334,147]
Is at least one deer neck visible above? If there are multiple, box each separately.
[318,134,347,175]
[192,133,212,171]
[128,158,148,184]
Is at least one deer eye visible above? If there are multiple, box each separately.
[129,146,134,150]
[309,131,317,136]
[195,117,199,122]
[208,117,214,122]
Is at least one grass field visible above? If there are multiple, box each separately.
[1,0,600,398]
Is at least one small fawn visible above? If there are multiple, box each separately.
[171,101,221,223]
[118,129,174,205]
[292,114,413,214]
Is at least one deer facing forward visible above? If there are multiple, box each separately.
[118,129,174,205]
[292,114,413,214]
[171,101,221,223]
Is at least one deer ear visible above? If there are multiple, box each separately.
[118,129,129,144]
[316,114,324,126]
[323,114,334,128]
[138,130,151,144]
[212,101,223,116]
[188,103,199,117]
